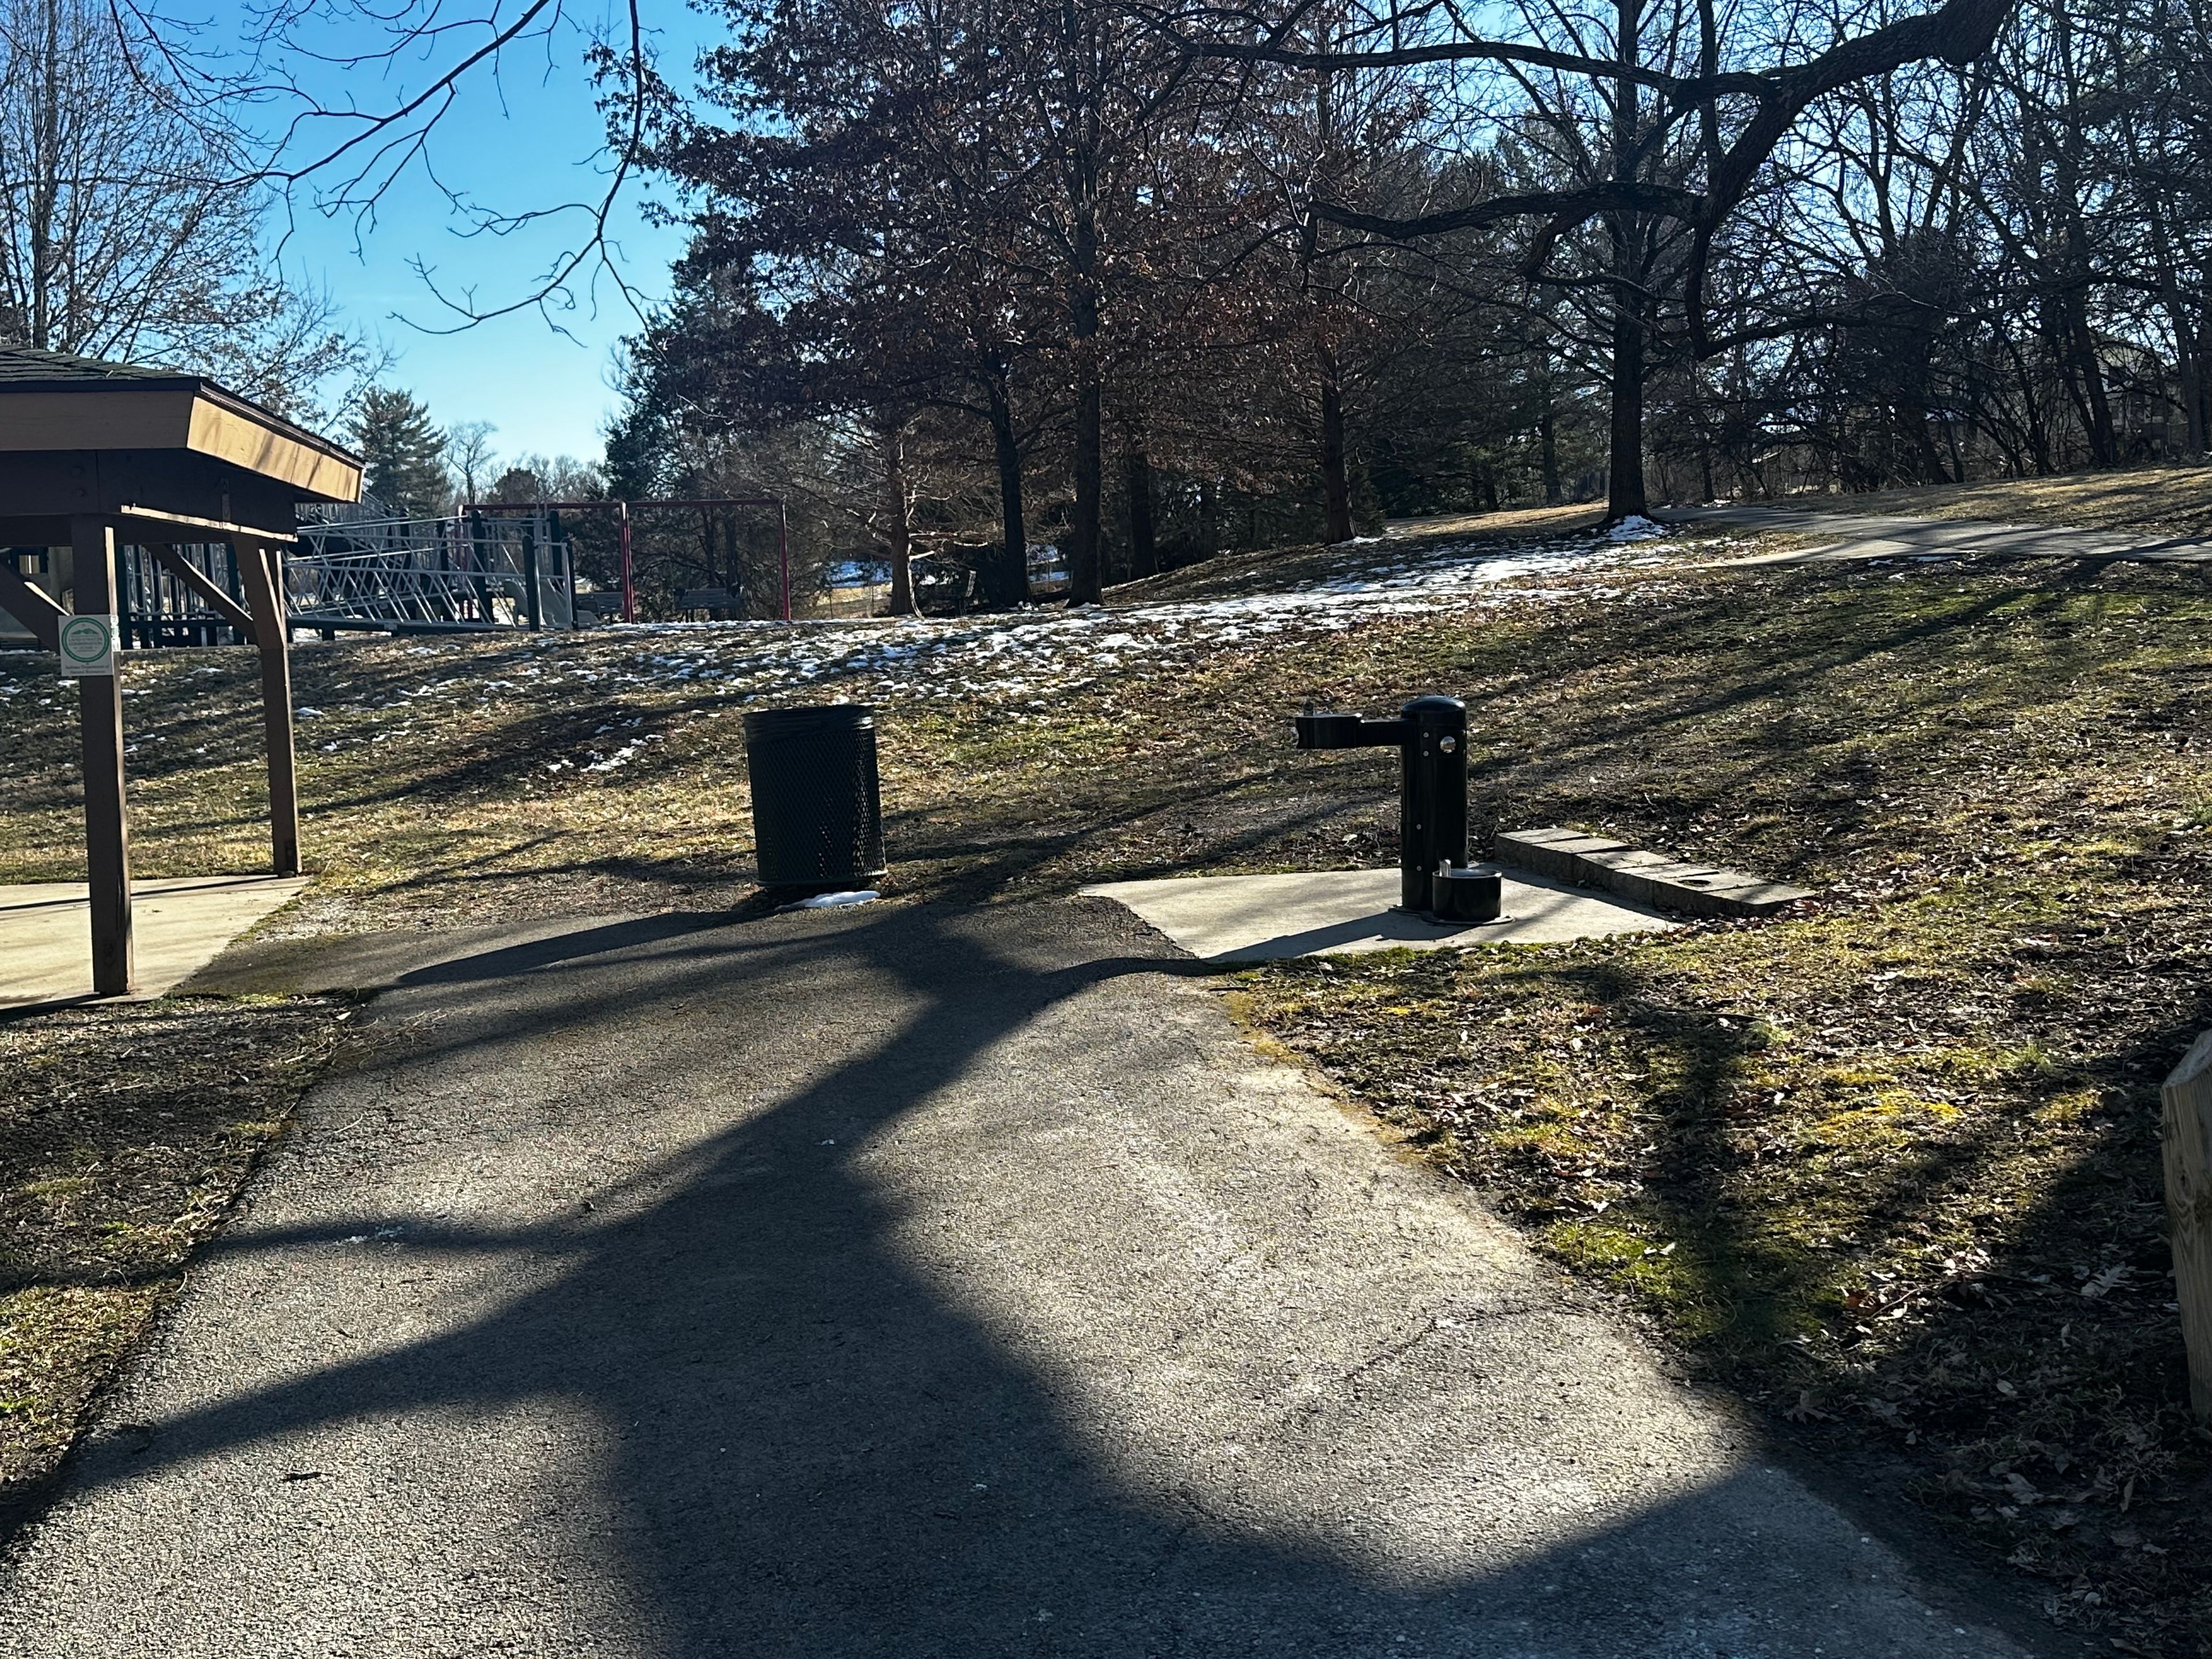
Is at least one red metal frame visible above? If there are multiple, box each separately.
[467,496,791,623]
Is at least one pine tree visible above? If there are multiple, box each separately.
[352,387,450,516]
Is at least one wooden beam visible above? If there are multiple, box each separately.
[2163,1033,2212,1422]
[118,505,296,544]
[0,387,361,502]
[0,450,306,533]
[0,552,61,651]
[236,537,300,876]
[145,542,255,637]
[72,516,132,995]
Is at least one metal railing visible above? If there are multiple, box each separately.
[290,510,575,632]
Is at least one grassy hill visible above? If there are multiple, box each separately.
[3,512,2210,1647]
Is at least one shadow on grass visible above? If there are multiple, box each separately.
[1343,935,2211,1637]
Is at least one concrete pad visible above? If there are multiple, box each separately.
[1080,865,1674,963]
[1492,826,1635,882]
[0,875,313,1009]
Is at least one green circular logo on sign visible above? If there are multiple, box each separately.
[59,615,111,667]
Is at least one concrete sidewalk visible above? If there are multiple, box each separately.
[0,900,2056,1656]
[1082,866,1673,961]
[0,874,310,1009]
[1665,503,2212,565]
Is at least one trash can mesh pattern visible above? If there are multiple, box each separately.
[744,704,886,888]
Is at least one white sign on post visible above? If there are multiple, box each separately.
[57,613,117,677]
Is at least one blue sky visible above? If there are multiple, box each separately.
[260,0,724,464]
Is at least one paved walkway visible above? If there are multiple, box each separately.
[1664,503,2212,565]
[0,900,2055,1656]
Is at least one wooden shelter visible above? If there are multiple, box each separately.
[0,347,363,995]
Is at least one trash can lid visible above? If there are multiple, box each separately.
[743,703,876,740]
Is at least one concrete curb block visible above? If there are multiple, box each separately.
[1495,827,1816,918]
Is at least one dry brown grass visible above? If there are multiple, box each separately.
[3,519,2210,1650]
[1767,463,2212,537]
[0,998,349,1523]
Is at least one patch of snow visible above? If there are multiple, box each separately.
[779,889,880,910]
[585,741,649,772]
[1605,515,1671,541]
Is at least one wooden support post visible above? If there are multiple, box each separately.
[72,517,132,995]
[2163,1033,2212,1421]
[236,537,301,876]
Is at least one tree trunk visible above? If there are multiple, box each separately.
[2069,301,2118,466]
[1070,362,1103,604]
[1541,399,1562,506]
[1319,342,1353,543]
[983,371,1029,607]
[1064,30,1104,608]
[882,422,915,616]
[2169,306,2206,461]
[29,0,60,348]
[1607,302,1649,521]
[1198,476,1219,560]
[1603,0,1648,524]
[723,514,744,616]
[1124,431,1156,579]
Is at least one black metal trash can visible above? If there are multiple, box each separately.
[743,704,887,889]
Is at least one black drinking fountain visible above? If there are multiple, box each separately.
[1293,695,1503,925]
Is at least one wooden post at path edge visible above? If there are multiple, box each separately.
[72,516,132,995]
[237,537,301,876]
[2160,1032,2212,1421]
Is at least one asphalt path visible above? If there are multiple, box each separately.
[0,899,2059,1656]
[1662,503,2212,565]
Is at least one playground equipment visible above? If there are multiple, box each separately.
[471,496,791,624]
[291,507,575,634]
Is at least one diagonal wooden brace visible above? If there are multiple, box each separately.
[145,543,256,638]
[0,552,62,652]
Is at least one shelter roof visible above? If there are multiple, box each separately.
[0,346,362,503]
[0,347,188,385]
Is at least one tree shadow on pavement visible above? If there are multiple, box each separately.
[9,903,2055,1658]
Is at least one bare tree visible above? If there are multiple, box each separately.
[446,421,499,504]
[1164,0,2014,519]
[0,0,377,418]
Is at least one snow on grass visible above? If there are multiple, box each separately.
[337,523,1726,773]
[565,525,1677,704]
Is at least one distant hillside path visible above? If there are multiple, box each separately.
[0,899,2052,1656]
[1666,503,2212,565]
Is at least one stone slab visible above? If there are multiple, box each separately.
[1497,828,1816,918]
[0,875,314,1009]
[1079,865,1675,963]
[1491,827,1633,883]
